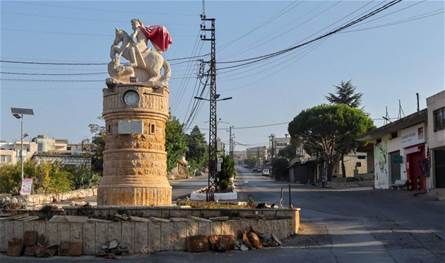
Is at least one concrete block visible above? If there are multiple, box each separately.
[70,223,83,241]
[13,221,23,239]
[32,221,46,236]
[160,221,172,251]
[23,230,38,246]
[148,220,161,252]
[187,221,199,237]
[0,222,6,252]
[95,222,108,253]
[172,221,187,251]
[261,219,272,236]
[221,221,236,236]
[108,222,122,242]
[4,221,14,246]
[47,222,59,245]
[58,222,70,242]
[198,221,211,236]
[83,222,96,255]
[59,241,82,256]
[134,222,148,254]
[122,222,135,254]
[210,221,222,235]
[23,221,33,232]
[68,241,83,256]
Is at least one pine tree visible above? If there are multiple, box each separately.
[326,80,362,108]
[326,80,364,177]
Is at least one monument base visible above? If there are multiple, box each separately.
[97,186,171,206]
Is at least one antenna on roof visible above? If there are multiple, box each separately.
[202,0,206,17]
[398,100,405,119]
[382,106,391,124]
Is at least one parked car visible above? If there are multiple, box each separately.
[262,169,270,176]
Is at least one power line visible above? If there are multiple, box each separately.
[0,71,106,76]
[0,54,208,66]
[341,8,444,33]
[218,1,302,52]
[234,122,289,130]
[215,0,402,71]
[0,75,196,82]
[0,78,103,83]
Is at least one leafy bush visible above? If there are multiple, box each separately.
[0,161,100,194]
[217,155,236,191]
[0,164,21,194]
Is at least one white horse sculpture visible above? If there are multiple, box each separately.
[108,28,171,87]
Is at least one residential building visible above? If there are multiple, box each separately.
[269,135,291,159]
[32,135,68,153]
[232,150,247,164]
[427,90,445,189]
[365,109,429,190]
[333,152,368,177]
[0,140,38,166]
[32,152,91,169]
[246,146,268,167]
[0,149,16,166]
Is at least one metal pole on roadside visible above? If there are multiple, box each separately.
[288,184,292,208]
[11,107,34,188]
[20,114,24,182]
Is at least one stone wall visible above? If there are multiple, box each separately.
[23,188,97,206]
[0,208,300,255]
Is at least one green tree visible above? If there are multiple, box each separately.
[186,126,207,174]
[277,144,296,160]
[288,104,373,181]
[91,135,105,175]
[66,165,101,189]
[326,80,365,177]
[165,116,187,172]
[0,164,21,194]
[217,155,235,191]
[326,80,363,108]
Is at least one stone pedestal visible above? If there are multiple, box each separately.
[97,84,172,206]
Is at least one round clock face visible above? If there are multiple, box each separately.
[123,90,139,107]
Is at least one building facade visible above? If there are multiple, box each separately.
[427,90,445,189]
[366,109,430,190]
[246,146,268,167]
[0,141,38,166]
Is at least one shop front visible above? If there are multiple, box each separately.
[401,124,428,191]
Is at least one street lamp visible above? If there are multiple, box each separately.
[11,107,34,184]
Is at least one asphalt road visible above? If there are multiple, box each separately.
[2,168,444,262]
[170,175,209,200]
[236,166,445,263]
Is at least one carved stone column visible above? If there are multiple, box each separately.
[97,84,172,206]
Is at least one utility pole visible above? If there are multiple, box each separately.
[200,13,217,201]
[229,126,234,158]
[269,134,275,160]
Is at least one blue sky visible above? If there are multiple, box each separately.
[1,0,444,149]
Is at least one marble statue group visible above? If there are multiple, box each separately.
[107,19,172,87]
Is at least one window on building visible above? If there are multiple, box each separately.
[434,107,445,131]
[391,132,398,139]
[150,124,155,134]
